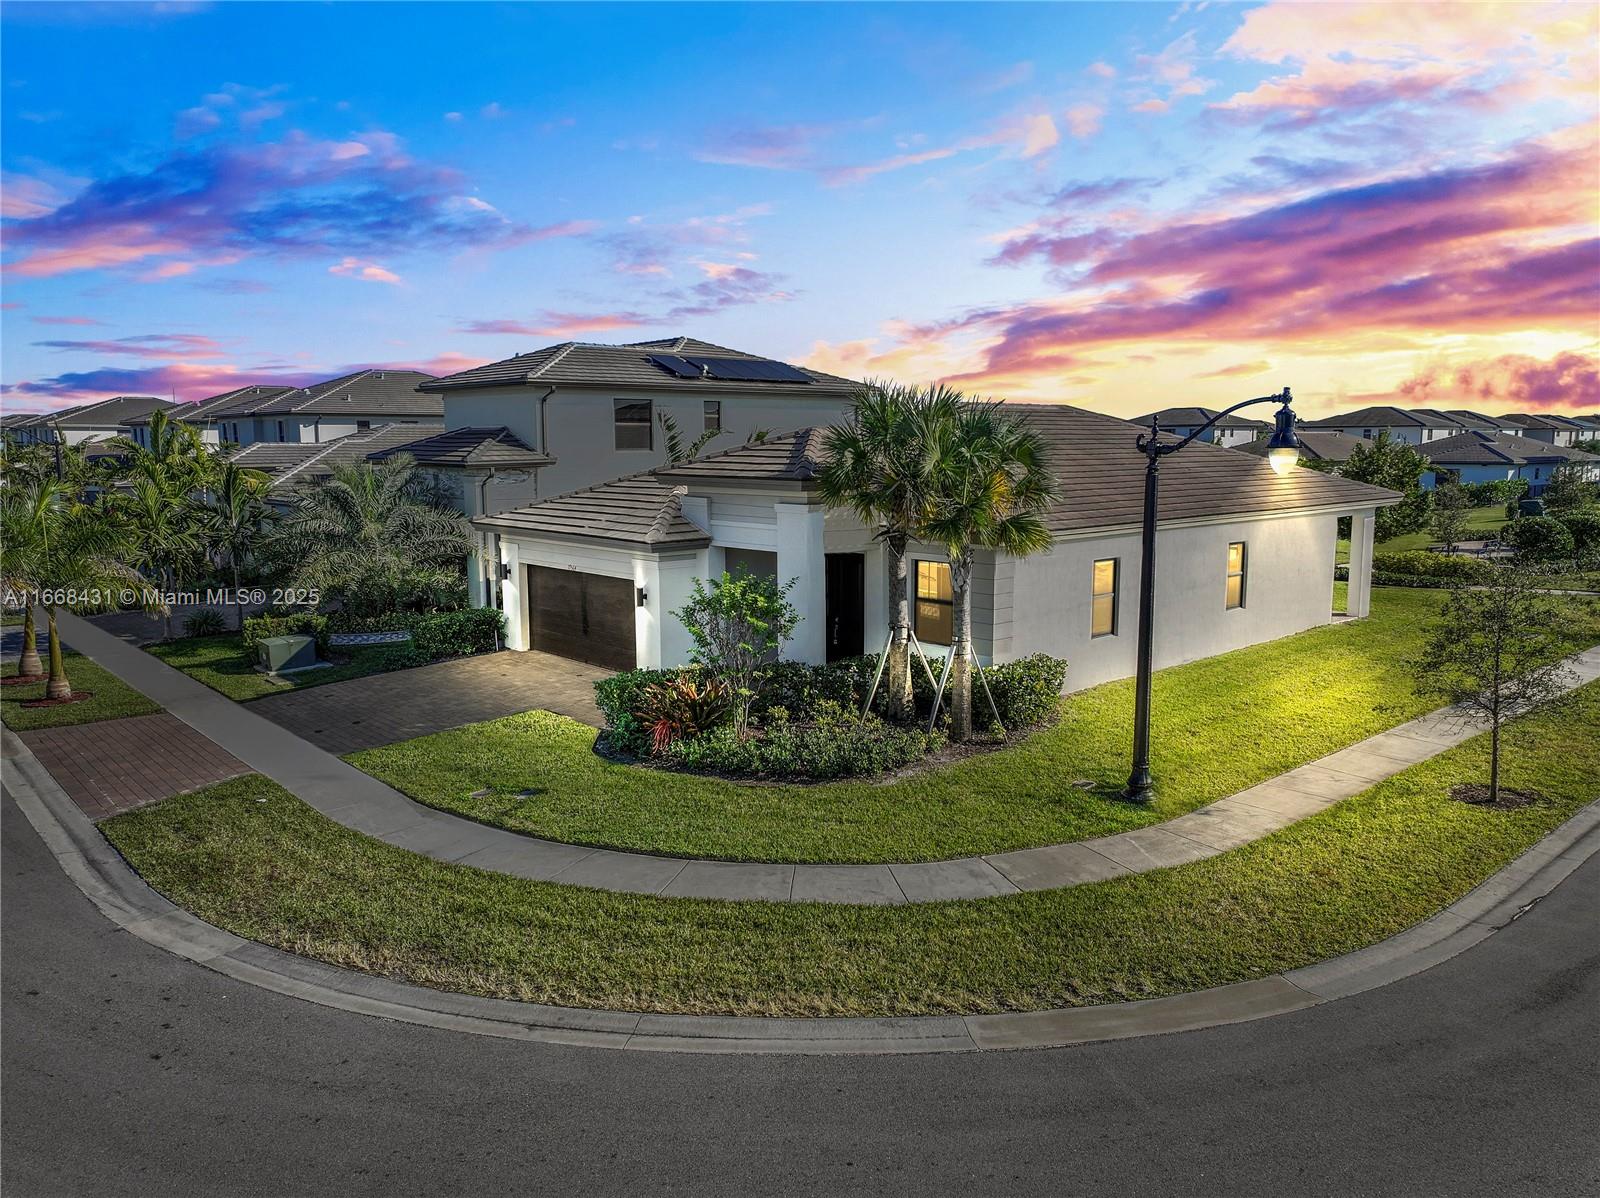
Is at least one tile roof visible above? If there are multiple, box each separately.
[476,472,710,550]
[1304,405,1465,430]
[365,426,552,469]
[249,370,442,417]
[1439,408,1508,432]
[10,395,177,428]
[420,336,857,394]
[128,385,293,426]
[661,403,1398,540]
[230,423,444,496]
[1130,406,1270,430]
[1238,428,1365,463]
[1419,431,1599,466]
[1499,412,1588,432]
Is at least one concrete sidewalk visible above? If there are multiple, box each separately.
[42,609,1600,905]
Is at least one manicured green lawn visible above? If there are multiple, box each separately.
[145,634,421,702]
[347,587,1600,863]
[1,653,160,730]
[1336,505,1508,562]
[103,682,1600,1017]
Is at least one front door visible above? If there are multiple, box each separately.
[824,553,865,661]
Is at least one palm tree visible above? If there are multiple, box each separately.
[114,468,206,640]
[816,381,961,720]
[263,454,473,618]
[919,400,1059,741]
[657,411,725,464]
[31,492,149,700]
[202,461,273,630]
[108,408,211,482]
[1,479,53,680]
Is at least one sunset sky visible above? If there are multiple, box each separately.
[2,1,1596,418]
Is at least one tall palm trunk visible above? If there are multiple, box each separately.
[232,559,244,632]
[162,564,175,640]
[885,533,913,721]
[18,606,43,678]
[947,549,974,741]
[44,605,72,700]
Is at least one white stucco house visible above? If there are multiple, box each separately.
[1420,430,1600,494]
[123,384,292,448]
[474,403,1398,690]
[1303,405,1471,445]
[5,395,177,447]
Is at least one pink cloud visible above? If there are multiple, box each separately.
[1390,351,1600,411]
[458,312,648,337]
[30,332,226,360]
[1198,361,1272,379]
[30,315,106,326]
[1063,104,1104,140]
[328,257,401,284]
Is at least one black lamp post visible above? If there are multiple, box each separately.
[1123,388,1301,803]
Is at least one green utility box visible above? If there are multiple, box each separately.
[257,633,318,674]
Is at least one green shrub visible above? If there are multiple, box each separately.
[674,568,800,733]
[1370,551,1496,583]
[663,704,943,781]
[404,608,504,661]
[242,613,329,658]
[1558,510,1600,557]
[635,675,733,753]
[1500,515,1575,562]
[182,608,228,637]
[982,653,1070,728]
[1462,479,1526,506]
[594,669,678,756]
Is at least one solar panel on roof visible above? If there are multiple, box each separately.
[648,354,704,379]
[683,356,812,384]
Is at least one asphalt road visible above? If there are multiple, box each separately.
[4,791,1597,1198]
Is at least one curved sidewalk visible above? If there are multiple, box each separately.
[48,610,1600,905]
[7,727,1596,1055]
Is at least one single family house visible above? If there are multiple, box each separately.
[1419,431,1600,494]
[1131,406,1269,448]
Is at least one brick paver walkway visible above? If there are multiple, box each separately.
[17,712,250,820]
[247,649,610,754]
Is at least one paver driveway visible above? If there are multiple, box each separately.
[247,649,611,754]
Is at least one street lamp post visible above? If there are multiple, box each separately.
[1123,388,1302,803]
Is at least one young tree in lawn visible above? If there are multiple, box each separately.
[816,382,960,721]
[1540,462,1597,516]
[202,461,274,630]
[1340,431,1432,542]
[672,567,799,735]
[919,400,1059,742]
[1413,564,1582,805]
[1430,479,1471,551]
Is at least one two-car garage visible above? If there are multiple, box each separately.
[524,565,636,671]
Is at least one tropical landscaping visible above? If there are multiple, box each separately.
[349,584,1600,862]
[103,679,1600,1016]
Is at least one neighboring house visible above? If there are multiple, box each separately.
[474,404,1397,688]
[1302,405,1466,444]
[1130,406,1269,448]
[124,385,293,448]
[230,422,444,506]
[1498,412,1588,447]
[1440,409,1516,436]
[217,370,441,445]
[1419,431,1600,495]
[1239,428,1364,466]
[419,337,860,501]
[4,395,177,446]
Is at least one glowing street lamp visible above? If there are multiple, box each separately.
[1123,388,1300,803]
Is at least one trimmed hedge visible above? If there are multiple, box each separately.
[242,613,330,658]
[1501,516,1575,562]
[662,707,943,781]
[1370,551,1496,583]
[402,608,505,661]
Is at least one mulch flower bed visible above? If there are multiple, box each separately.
[1,674,47,688]
[19,691,95,708]
[1450,782,1541,810]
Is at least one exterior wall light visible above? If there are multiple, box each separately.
[636,586,649,607]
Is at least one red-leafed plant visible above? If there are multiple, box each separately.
[634,675,734,754]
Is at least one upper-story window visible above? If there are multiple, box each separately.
[614,399,652,451]
[913,560,953,645]
[356,420,371,431]
[703,400,722,433]
[1225,541,1248,610]
[276,420,287,442]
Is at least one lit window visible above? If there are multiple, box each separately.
[1091,558,1118,638]
[614,399,652,450]
[1226,541,1247,610]
[703,400,721,433]
[914,560,953,645]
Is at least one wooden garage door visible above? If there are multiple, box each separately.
[527,566,636,671]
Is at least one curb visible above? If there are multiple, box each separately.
[5,727,1597,1056]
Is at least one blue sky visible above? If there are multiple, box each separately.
[3,1,1596,416]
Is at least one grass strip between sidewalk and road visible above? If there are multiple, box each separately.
[346,588,1600,863]
[2,654,160,731]
[103,681,1600,1018]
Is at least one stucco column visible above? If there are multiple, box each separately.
[500,540,526,650]
[1348,509,1376,619]
[775,502,826,664]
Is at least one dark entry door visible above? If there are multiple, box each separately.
[824,553,865,661]
[527,565,635,670]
